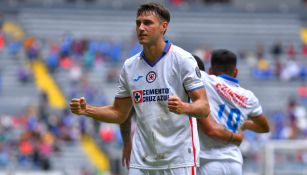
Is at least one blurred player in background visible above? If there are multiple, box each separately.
[192,54,244,144]
[70,2,211,175]
[196,49,270,175]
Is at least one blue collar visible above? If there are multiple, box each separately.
[140,40,171,67]
[218,74,239,84]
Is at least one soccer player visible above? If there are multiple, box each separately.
[120,55,245,170]
[196,49,270,175]
[70,3,210,175]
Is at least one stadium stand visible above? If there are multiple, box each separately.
[17,8,302,110]
[0,48,39,115]
[1,0,307,175]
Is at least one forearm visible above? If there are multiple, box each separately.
[207,126,243,145]
[85,105,124,124]
[198,116,243,145]
[120,116,132,143]
[183,100,210,118]
[243,120,269,133]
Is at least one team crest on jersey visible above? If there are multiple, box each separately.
[133,90,143,103]
[195,67,201,78]
[146,71,156,83]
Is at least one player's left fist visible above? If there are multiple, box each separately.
[168,96,187,114]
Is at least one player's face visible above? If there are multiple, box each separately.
[136,12,167,46]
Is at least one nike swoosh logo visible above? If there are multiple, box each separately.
[133,76,143,82]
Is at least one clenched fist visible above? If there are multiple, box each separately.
[70,97,87,115]
[168,96,187,114]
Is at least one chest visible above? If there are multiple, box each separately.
[127,58,179,91]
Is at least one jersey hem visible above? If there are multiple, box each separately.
[129,163,200,170]
[199,156,242,165]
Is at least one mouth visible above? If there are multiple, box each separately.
[138,34,147,38]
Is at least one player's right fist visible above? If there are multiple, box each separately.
[70,97,87,115]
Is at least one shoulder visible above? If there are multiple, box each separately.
[240,86,256,98]
[201,71,216,81]
[123,52,142,68]
[201,71,209,80]
[239,86,260,105]
[170,45,194,61]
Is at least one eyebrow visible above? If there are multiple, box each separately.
[136,19,154,23]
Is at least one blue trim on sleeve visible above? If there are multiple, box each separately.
[187,85,205,92]
[218,74,239,84]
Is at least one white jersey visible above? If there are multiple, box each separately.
[116,40,203,169]
[199,71,262,164]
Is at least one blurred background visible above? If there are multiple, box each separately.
[0,0,307,174]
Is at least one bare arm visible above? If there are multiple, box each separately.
[70,97,133,124]
[168,88,210,118]
[198,115,243,145]
[242,114,270,133]
[120,108,133,143]
[120,108,134,168]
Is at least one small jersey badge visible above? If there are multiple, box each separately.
[146,71,156,83]
[195,67,201,78]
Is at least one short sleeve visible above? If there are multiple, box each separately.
[180,55,204,91]
[248,93,263,117]
[115,65,131,98]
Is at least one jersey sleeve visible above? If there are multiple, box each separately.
[115,64,131,98]
[248,92,263,117]
[180,55,204,91]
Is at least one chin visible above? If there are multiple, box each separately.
[138,40,147,45]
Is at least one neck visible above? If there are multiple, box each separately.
[143,38,166,63]
[210,72,236,78]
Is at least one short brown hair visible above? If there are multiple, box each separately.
[137,2,170,23]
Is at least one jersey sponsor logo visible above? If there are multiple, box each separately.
[146,71,156,83]
[195,67,201,78]
[133,75,143,82]
[215,83,248,107]
[133,90,143,103]
[133,88,170,103]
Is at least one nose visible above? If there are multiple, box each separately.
[137,23,145,31]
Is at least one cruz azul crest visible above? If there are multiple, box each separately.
[146,71,156,83]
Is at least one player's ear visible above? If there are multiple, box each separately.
[161,21,168,34]
[233,68,238,78]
